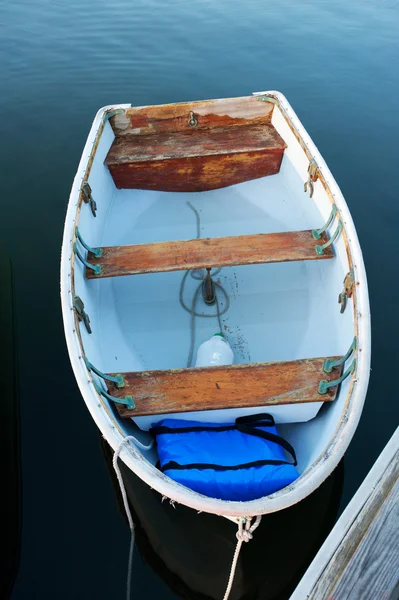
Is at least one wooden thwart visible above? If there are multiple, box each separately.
[106,124,284,164]
[110,357,343,418]
[110,96,275,137]
[86,230,333,279]
[105,122,286,191]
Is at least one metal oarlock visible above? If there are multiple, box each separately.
[304,159,319,198]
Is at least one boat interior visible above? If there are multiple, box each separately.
[72,95,356,481]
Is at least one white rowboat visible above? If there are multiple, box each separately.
[61,91,370,518]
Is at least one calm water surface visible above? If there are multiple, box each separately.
[1,0,398,598]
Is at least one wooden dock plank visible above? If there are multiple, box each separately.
[290,426,399,600]
[108,357,342,418]
[325,466,399,599]
[86,230,333,279]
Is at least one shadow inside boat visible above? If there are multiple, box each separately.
[101,437,344,600]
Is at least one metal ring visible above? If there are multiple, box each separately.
[188,111,198,128]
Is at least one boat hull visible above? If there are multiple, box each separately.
[61,92,371,517]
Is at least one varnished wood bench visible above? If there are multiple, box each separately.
[105,123,286,191]
[106,357,343,418]
[85,230,333,279]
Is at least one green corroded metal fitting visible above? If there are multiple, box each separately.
[318,358,357,395]
[93,380,135,410]
[315,220,343,255]
[81,181,97,218]
[256,96,278,104]
[84,357,125,388]
[323,338,357,374]
[312,204,338,240]
[73,294,92,334]
[75,227,102,258]
[103,108,124,122]
[73,243,101,275]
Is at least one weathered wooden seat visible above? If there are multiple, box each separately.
[107,357,343,418]
[85,229,333,279]
[105,123,286,191]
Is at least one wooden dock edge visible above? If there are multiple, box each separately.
[290,426,399,600]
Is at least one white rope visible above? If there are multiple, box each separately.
[113,436,262,600]
[222,516,262,600]
[113,437,137,600]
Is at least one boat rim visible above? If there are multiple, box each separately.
[60,91,371,517]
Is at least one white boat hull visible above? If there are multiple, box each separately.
[61,92,370,517]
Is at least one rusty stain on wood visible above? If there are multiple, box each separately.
[108,357,343,418]
[86,230,333,279]
[106,124,285,163]
[107,150,284,192]
[110,96,274,136]
[105,123,286,191]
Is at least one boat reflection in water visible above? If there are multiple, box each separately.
[102,438,344,600]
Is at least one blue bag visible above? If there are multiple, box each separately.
[151,413,299,501]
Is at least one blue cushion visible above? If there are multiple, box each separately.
[151,414,299,501]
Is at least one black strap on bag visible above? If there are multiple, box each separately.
[153,413,297,472]
[235,413,297,466]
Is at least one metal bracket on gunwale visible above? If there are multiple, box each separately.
[315,221,343,256]
[338,270,355,314]
[82,181,97,218]
[318,337,357,395]
[312,204,343,255]
[85,357,136,410]
[323,338,356,373]
[304,159,319,198]
[73,227,102,275]
[256,95,278,105]
[73,295,92,334]
[93,380,136,410]
[84,357,125,388]
[103,108,124,123]
[312,205,337,239]
[318,359,357,395]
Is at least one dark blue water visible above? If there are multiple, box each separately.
[1,0,398,597]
